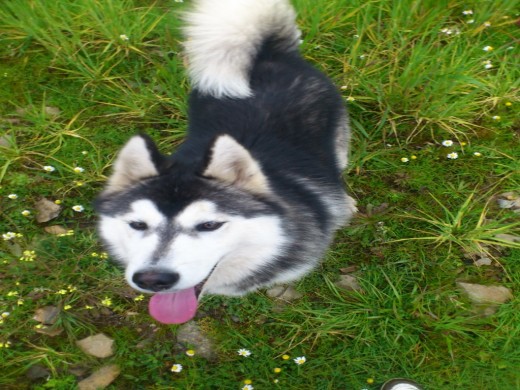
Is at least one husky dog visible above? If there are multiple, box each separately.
[95,0,356,324]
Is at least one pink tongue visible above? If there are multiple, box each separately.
[148,288,198,324]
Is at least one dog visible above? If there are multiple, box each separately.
[95,0,356,324]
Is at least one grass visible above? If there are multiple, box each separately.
[0,0,519,388]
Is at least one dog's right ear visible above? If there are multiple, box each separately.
[103,135,164,194]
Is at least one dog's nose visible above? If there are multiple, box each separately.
[132,271,180,292]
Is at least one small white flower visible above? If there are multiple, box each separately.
[467,19,475,24]
[401,157,409,163]
[353,34,360,39]
[237,348,252,357]
[346,96,355,102]
[294,356,307,365]
[484,63,493,69]
[447,152,459,160]
[43,165,56,172]
[72,205,84,212]
[462,10,473,15]
[21,210,31,217]
[492,115,501,121]
[242,385,254,390]
[473,152,482,157]
[170,364,183,373]
[483,21,491,27]
[359,54,366,59]
[73,167,84,173]
[441,140,454,147]
[81,151,88,155]
[119,34,129,41]
[1,312,10,318]
[482,46,493,52]
[2,232,16,241]
[7,194,18,200]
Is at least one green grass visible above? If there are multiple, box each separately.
[1,0,519,389]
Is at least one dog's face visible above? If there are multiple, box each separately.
[95,135,286,323]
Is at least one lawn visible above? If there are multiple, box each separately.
[0,0,519,389]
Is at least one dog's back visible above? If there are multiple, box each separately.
[179,0,350,177]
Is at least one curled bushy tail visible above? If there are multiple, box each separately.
[183,0,301,99]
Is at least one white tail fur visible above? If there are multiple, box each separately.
[183,0,301,99]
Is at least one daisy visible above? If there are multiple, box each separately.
[1,312,10,318]
[237,348,252,357]
[483,21,491,27]
[447,152,458,160]
[170,364,183,373]
[401,157,409,163]
[242,385,253,390]
[483,60,493,69]
[2,232,17,241]
[473,152,482,157]
[441,140,453,147]
[482,45,493,52]
[466,19,475,24]
[462,10,473,15]
[72,205,84,212]
[294,356,306,365]
[73,167,84,173]
[43,165,56,172]
[492,115,501,121]
[119,34,129,41]
[7,194,18,200]
[186,349,195,357]
[346,96,355,102]
[21,210,31,217]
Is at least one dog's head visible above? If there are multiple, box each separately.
[95,134,286,323]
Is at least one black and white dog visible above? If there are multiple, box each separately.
[95,0,356,323]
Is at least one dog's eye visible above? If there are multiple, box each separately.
[196,221,224,232]
[129,221,148,231]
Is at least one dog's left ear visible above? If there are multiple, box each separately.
[204,135,270,195]
[104,135,164,194]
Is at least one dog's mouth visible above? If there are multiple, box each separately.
[148,265,217,324]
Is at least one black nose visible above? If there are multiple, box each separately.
[132,271,180,292]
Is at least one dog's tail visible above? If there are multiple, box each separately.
[183,0,301,99]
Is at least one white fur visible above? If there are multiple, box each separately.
[204,135,271,194]
[99,200,166,269]
[99,199,287,294]
[183,0,300,98]
[105,137,158,193]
